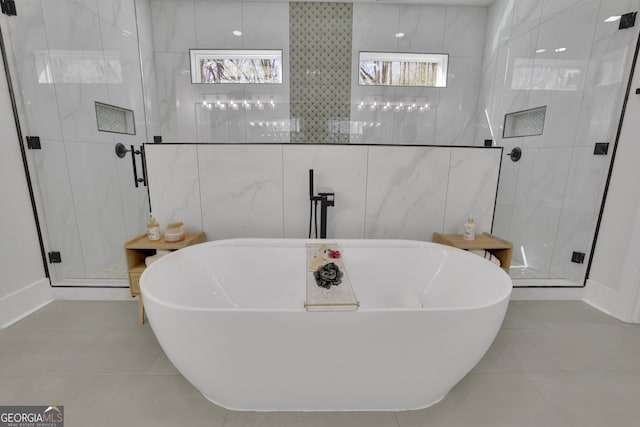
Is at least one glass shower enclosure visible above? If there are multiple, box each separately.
[1,0,638,288]
[1,0,148,284]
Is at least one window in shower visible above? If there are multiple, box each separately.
[503,106,546,138]
[189,49,282,84]
[358,52,448,87]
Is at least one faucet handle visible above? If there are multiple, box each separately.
[318,192,335,207]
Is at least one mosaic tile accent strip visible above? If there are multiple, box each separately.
[290,2,353,143]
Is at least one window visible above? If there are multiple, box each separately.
[190,49,282,84]
[359,52,448,87]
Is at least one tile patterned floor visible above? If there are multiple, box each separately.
[1,300,639,426]
[508,265,551,280]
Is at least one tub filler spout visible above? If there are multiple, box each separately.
[308,169,335,239]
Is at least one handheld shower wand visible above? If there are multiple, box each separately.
[308,169,317,238]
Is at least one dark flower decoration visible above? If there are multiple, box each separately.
[314,262,343,289]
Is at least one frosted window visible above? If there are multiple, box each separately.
[359,52,448,87]
[190,49,282,84]
[35,50,123,84]
[95,102,135,135]
[503,106,546,138]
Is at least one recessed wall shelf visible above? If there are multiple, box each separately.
[95,102,135,135]
[503,106,546,138]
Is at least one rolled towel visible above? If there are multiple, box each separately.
[145,254,160,267]
[468,249,501,267]
[144,250,172,267]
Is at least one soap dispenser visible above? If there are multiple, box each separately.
[147,214,161,241]
[463,215,476,241]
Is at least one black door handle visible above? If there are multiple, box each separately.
[115,142,147,187]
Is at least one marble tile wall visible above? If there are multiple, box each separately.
[149,0,291,143]
[135,0,158,138]
[477,0,640,283]
[147,1,486,145]
[145,144,501,243]
[283,146,368,238]
[145,144,202,234]
[199,145,285,239]
[7,0,150,281]
[364,147,450,239]
[349,4,487,145]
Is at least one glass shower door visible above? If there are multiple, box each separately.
[487,0,639,285]
[3,0,149,284]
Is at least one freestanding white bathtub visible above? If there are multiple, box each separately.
[140,239,512,412]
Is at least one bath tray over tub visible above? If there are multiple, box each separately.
[304,243,359,312]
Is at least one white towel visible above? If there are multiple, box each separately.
[468,249,501,267]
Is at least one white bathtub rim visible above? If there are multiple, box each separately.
[140,238,513,313]
[141,291,511,314]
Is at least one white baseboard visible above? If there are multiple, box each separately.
[512,278,582,287]
[582,278,632,322]
[510,286,584,300]
[0,278,53,328]
[52,278,128,287]
[50,278,133,301]
[52,287,134,301]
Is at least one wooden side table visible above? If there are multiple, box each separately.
[125,232,206,324]
[432,232,512,272]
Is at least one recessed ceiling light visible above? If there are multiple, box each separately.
[395,32,405,38]
[232,30,243,36]
[535,48,546,53]
[604,15,621,22]
[554,47,567,53]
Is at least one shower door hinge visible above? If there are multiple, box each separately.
[571,251,585,264]
[1,0,16,16]
[619,12,636,30]
[48,251,62,264]
[594,142,609,155]
[26,136,41,150]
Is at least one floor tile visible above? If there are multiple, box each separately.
[473,329,562,373]
[0,328,163,375]
[527,371,640,427]
[0,328,105,375]
[0,375,86,406]
[223,410,398,427]
[68,375,227,427]
[10,301,142,330]
[502,301,631,330]
[145,350,180,375]
[2,300,640,427]
[395,372,573,427]
[521,327,640,371]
